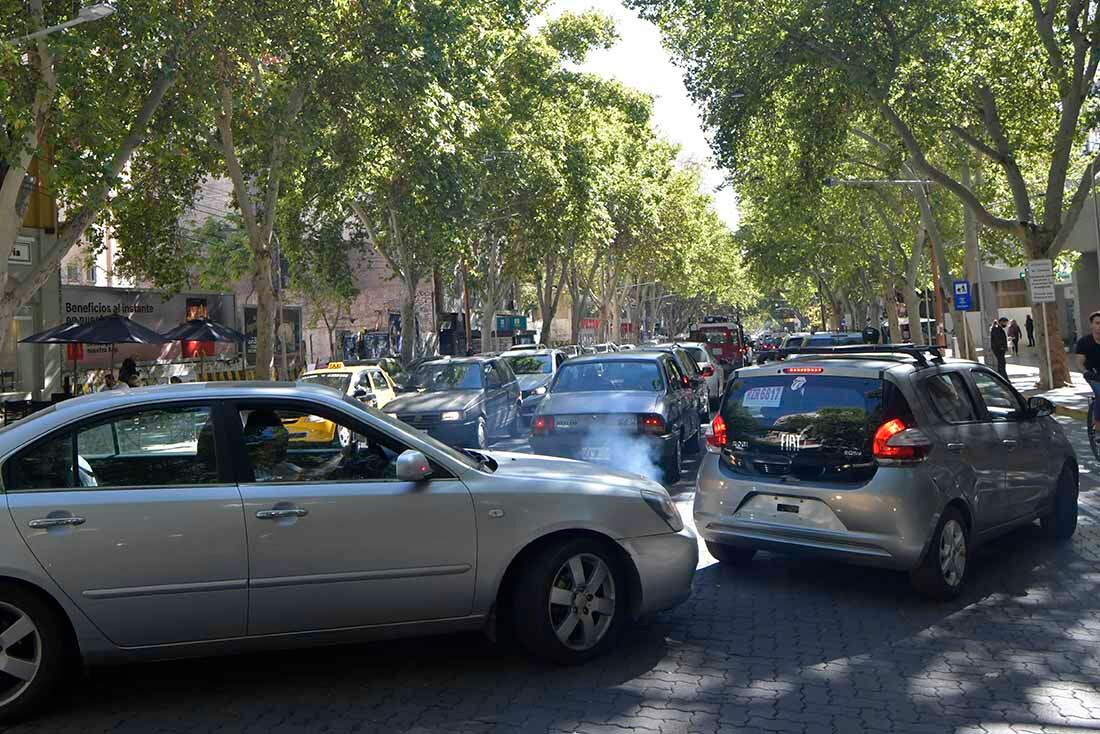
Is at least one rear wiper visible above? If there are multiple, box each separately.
[463,449,498,472]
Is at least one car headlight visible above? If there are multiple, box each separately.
[440,410,464,422]
[642,489,683,532]
[535,385,547,395]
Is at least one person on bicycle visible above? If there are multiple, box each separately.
[1075,310,1100,427]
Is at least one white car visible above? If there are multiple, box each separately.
[675,342,724,408]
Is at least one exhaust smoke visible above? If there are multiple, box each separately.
[578,419,664,483]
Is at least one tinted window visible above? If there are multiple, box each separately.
[683,346,707,362]
[553,360,664,392]
[300,373,352,393]
[240,406,435,482]
[720,374,897,483]
[805,336,833,347]
[413,362,483,390]
[924,373,978,423]
[8,433,75,490]
[76,406,219,487]
[971,370,1022,420]
[675,351,700,376]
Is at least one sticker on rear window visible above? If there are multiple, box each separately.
[790,376,807,391]
[743,386,783,408]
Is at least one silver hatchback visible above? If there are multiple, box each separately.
[695,346,1078,599]
[0,383,696,721]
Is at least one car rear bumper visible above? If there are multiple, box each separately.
[693,454,943,571]
[620,526,698,617]
[529,433,676,465]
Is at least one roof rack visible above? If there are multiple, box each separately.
[773,344,944,368]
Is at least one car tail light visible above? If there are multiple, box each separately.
[783,367,824,374]
[707,414,726,449]
[532,415,554,435]
[872,418,930,461]
[637,413,665,435]
[680,375,690,387]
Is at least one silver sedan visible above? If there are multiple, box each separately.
[0,383,696,721]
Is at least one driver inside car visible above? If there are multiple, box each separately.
[242,409,350,482]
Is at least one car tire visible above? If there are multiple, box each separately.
[1040,465,1078,541]
[910,506,969,600]
[510,537,627,665]
[706,541,755,567]
[475,416,488,449]
[661,434,682,485]
[0,584,71,724]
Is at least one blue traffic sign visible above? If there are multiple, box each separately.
[953,280,972,311]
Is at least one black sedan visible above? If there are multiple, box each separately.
[527,352,700,485]
[383,357,521,448]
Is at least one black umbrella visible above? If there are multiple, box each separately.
[161,318,245,343]
[161,319,244,379]
[59,315,170,345]
[19,320,84,344]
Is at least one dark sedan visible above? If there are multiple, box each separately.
[502,349,567,428]
[383,357,520,448]
[528,352,700,485]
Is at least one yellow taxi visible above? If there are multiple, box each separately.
[287,361,399,444]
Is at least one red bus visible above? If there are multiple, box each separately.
[689,321,747,367]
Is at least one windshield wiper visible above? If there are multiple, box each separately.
[462,448,497,472]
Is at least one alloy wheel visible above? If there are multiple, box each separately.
[939,519,967,588]
[0,603,40,708]
[548,553,616,651]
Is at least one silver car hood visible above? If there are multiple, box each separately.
[483,450,664,494]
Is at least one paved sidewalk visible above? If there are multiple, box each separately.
[1007,361,1092,419]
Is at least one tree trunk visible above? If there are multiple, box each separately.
[482,304,496,356]
[884,280,902,343]
[961,158,994,366]
[400,276,418,365]
[901,283,924,345]
[253,253,277,380]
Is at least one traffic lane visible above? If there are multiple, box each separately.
[11,435,1100,733]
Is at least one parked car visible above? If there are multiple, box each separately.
[382,357,521,448]
[0,383,696,720]
[696,345,1078,599]
[668,341,724,409]
[502,349,567,428]
[529,352,702,484]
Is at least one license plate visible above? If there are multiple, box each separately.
[580,447,610,461]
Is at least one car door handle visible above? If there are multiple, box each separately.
[1002,439,1018,450]
[256,508,309,520]
[28,516,85,529]
[947,443,965,452]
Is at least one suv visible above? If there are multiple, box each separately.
[676,341,725,409]
[695,346,1079,599]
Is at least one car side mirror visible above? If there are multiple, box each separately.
[396,450,433,481]
[700,365,715,377]
[1026,396,1055,418]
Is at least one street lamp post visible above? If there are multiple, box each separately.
[5,4,115,44]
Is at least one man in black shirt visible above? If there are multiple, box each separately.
[1075,311,1100,426]
[990,317,1009,378]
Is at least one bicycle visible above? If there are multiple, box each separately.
[1086,371,1100,461]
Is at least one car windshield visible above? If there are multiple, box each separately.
[340,395,479,470]
[553,360,664,393]
[299,373,352,393]
[412,362,483,391]
[504,354,552,375]
[683,346,707,362]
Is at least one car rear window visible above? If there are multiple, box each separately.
[719,373,911,484]
[683,346,707,362]
[554,360,664,392]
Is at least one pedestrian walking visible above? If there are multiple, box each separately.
[862,319,880,344]
[991,317,1009,378]
[1008,319,1022,356]
[1025,314,1036,347]
[1075,311,1100,428]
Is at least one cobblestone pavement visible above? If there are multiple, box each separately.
[9,424,1100,734]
